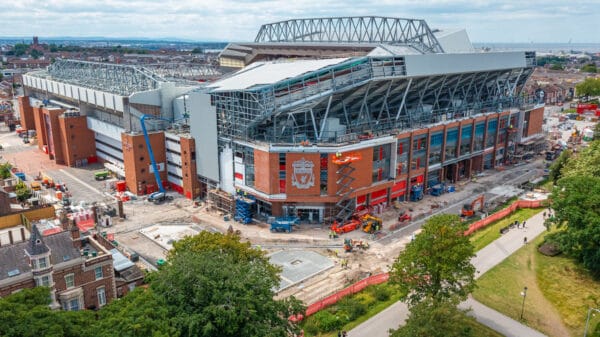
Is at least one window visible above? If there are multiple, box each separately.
[95,266,103,280]
[97,287,107,307]
[36,275,51,287]
[38,257,47,269]
[65,274,75,288]
[69,298,80,311]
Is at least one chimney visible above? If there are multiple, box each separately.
[70,219,82,249]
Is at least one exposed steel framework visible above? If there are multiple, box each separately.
[254,16,445,54]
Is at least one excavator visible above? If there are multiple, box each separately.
[461,194,485,218]
[361,214,382,234]
[343,238,369,252]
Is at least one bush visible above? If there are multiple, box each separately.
[371,285,392,302]
[353,292,376,307]
[308,310,345,332]
[337,297,367,320]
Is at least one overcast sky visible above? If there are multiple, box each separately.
[0,0,598,43]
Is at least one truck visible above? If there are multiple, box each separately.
[94,170,110,180]
[269,216,300,233]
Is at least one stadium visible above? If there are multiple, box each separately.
[189,16,544,223]
[18,17,545,223]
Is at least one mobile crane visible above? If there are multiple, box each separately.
[140,114,173,204]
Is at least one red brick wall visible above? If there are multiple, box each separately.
[327,148,373,196]
[32,106,47,151]
[180,137,200,199]
[286,153,321,197]
[526,107,544,136]
[17,96,35,130]
[122,132,167,195]
[43,108,66,164]
[253,149,275,194]
[58,116,96,167]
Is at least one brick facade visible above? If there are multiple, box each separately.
[57,115,97,167]
[17,96,35,130]
[122,132,167,195]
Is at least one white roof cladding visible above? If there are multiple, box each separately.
[404,51,528,77]
[207,58,348,91]
[434,28,475,53]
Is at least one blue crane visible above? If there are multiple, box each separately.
[139,114,172,203]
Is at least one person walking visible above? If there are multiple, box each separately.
[524,237,528,244]
[522,221,526,228]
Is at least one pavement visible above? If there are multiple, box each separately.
[349,209,549,337]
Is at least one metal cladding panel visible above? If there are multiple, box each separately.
[41,79,47,91]
[95,90,105,107]
[58,83,66,96]
[114,97,124,112]
[105,93,115,110]
[189,92,219,182]
[72,85,80,100]
[86,89,95,104]
[404,52,527,77]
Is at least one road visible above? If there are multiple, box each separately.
[349,210,549,337]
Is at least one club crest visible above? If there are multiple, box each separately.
[291,158,315,189]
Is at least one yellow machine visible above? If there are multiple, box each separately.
[361,214,383,233]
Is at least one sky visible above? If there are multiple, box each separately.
[0,0,599,43]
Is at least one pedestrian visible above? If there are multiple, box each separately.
[543,211,546,218]
[522,221,526,228]
[338,331,342,337]
[516,222,520,229]
[524,237,528,244]
[342,331,347,337]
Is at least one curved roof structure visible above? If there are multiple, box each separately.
[254,16,445,54]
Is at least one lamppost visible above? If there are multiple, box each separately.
[584,307,600,337]
[520,286,528,320]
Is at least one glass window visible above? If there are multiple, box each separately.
[69,298,80,311]
[95,266,103,280]
[65,274,75,288]
[97,287,106,307]
[38,257,47,269]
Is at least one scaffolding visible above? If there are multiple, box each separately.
[211,55,535,146]
[332,153,361,222]
[206,189,234,215]
[255,16,445,54]
[46,59,165,96]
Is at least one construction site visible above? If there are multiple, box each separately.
[1,16,598,312]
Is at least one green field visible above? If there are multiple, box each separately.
[473,232,600,337]
[469,208,544,252]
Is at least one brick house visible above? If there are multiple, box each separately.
[0,225,117,310]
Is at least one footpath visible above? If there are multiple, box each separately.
[349,211,548,337]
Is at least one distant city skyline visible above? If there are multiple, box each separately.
[0,0,598,43]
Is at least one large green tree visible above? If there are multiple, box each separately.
[390,300,475,337]
[561,141,600,179]
[548,149,571,184]
[576,78,600,97]
[154,232,304,337]
[390,214,476,306]
[548,175,600,277]
[0,287,93,337]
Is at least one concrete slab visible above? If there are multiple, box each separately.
[269,250,335,292]
[139,224,202,251]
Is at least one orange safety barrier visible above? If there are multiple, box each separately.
[303,273,389,317]
[464,199,545,236]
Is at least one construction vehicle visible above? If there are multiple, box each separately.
[94,170,110,180]
[461,194,485,218]
[269,216,300,233]
[30,181,41,191]
[140,114,172,204]
[361,214,382,234]
[410,185,423,201]
[331,219,362,234]
[398,210,411,223]
[41,175,53,188]
[430,183,445,196]
[343,238,369,252]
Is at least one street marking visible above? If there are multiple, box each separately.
[58,169,104,196]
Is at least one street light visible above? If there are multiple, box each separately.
[520,286,528,320]
[584,307,600,337]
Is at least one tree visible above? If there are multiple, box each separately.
[389,300,475,337]
[91,288,177,337]
[154,232,304,337]
[15,180,32,202]
[0,287,94,337]
[548,176,600,278]
[390,214,476,307]
[550,63,564,71]
[561,141,600,179]
[581,63,598,73]
[13,43,29,57]
[0,162,12,179]
[30,49,43,60]
[576,78,600,97]
[548,149,571,184]
[191,47,204,54]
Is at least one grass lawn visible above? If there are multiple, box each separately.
[470,208,544,252]
[473,231,600,337]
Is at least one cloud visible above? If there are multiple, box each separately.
[0,0,597,42]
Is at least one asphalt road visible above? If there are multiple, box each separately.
[349,211,549,337]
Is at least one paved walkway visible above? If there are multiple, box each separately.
[349,210,549,337]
